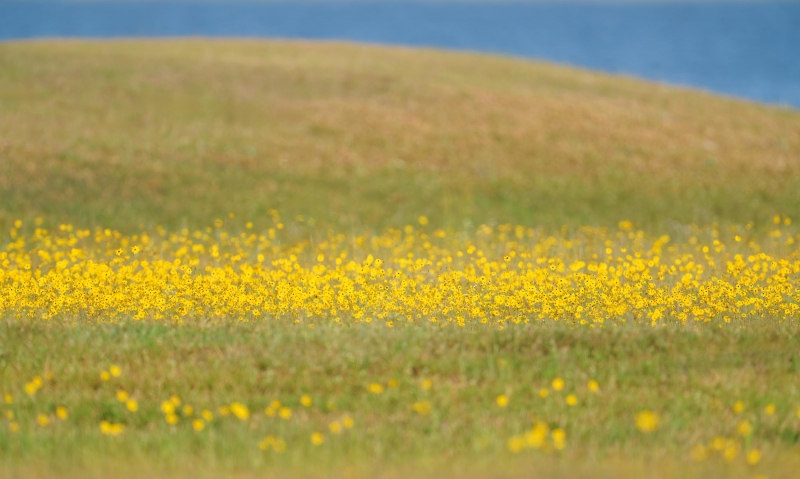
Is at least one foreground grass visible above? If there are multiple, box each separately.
[0,40,799,233]
[2,321,800,478]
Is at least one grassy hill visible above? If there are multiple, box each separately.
[1,40,800,479]
[1,40,799,233]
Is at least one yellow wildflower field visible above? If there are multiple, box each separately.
[3,215,798,327]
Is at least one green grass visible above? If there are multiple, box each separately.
[2,321,800,478]
[1,40,799,233]
[1,39,800,478]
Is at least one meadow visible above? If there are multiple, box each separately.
[1,40,800,478]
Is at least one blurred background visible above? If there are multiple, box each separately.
[2,0,799,109]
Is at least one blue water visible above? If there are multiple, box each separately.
[1,2,799,108]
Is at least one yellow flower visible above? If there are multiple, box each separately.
[192,419,205,432]
[764,403,776,416]
[169,395,181,407]
[388,379,399,388]
[368,383,384,395]
[99,371,110,382]
[100,421,125,436]
[24,382,38,396]
[723,443,739,462]
[418,216,429,226]
[300,395,312,407]
[733,400,745,414]
[56,406,68,420]
[310,432,325,445]
[507,435,525,453]
[551,378,565,391]
[9,422,19,432]
[37,414,49,427]
[182,405,194,416]
[165,413,178,425]
[230,402,249,420]
[3,394,12,405]
[551,428,566,450]
[565,394,578,406]
[421,379,432,390]
[116,390,129,403]
[496,395,509,408]
[412,401,432,415]
[587,380,600,393]
[329,421,343,434]
[342,415,354,429]
[710,436,726,451]
[218,406,231,416]
[278,407,292,420]
[259,435,287,452]
[109,365,122,377]
[126,400,138,412]
[539,388,549,398]
[201,409,214,422]
[161,401,175,415]
[635,410,660,433]
[5,410,13,419]
[737,420,753,436]
[746,449,762,465]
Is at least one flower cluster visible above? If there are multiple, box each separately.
[1,215,798,327]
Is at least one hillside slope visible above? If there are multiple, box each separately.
[1,40,798,231]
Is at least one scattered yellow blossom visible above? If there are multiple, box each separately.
[100,421,125,436]
[746,449,762,465]
[539,388,549,398]
[412,401,432,415]
[737,420,753,436]
[310,432,325,445]
[635,410,660,433]
[230,402,249,420]
[278,407,292,420]
[342,415,354,429]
